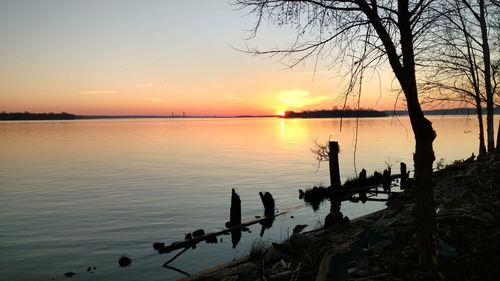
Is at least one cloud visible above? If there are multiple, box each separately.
[80,90,117,95]
[276,88,331,108]
[135,82,157,89]
[226,95,246,102]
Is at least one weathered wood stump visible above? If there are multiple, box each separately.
[329,141,341,191]
[400,162,407,189]
[226,188,241,228]
[259,191,275,217]
[382,168,392,192]
[358,169,367,203]
[259,191,275,237]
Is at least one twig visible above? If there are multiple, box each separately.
[354,272,390,280]
[163,247,190,267]
[164,265,190,276]
[436,214,490,224]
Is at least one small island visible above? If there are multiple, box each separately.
[282,109,388,118]
[0,111,77,120]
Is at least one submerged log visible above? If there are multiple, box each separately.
[157,211,288,254]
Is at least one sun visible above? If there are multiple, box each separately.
[278,111,286,117]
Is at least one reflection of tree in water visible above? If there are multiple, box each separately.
[230,229,241,248]
[259,217,275,237]
[300,186,330,211]
[325,199,349,228]
[258,191,276,237]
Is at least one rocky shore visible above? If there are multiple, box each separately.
[180,155,500,281]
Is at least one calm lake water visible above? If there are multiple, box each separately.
[0,116,493,280]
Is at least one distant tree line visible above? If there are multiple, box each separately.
[0,111,76,120]
[283,109,387,118]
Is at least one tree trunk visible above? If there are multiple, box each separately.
[475,97,487,157]
[412,117,437,269]
[478,0,495,154]
[497,120,500,153]
[398,0,437,270]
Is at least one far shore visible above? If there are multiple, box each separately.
[1,108,498,121]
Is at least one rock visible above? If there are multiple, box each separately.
[350,268,370,277]
[221,275,239,281]
[316,250,348,281]
[64,272,75,278]
[371,239,393,250]
[439,240,458,258]
[359,228,396,248]
[372,266,382,273]
[481,212,496,223]
[293,224,308,234]
[263,246,290,265]
[272,242,292,256]
[443,185,467,208]
[324,212,344,228]
[290,233,315,250]
[86,266,96,273]
[119,256,132,267]
[153,242,165,250]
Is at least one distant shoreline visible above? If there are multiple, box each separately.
[282,109,388,118]
[1,108,498,121]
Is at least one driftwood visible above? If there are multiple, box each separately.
[157,211,289,254]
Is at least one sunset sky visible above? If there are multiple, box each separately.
[0,0,399,116]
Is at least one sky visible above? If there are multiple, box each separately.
[0,0,399,116]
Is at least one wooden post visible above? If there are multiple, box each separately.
[259,191,275,217]
[228,189,241,227]
[382,168,391,192]
[400,162,407,189]
[329,141,341,190]
[358,169,367,203]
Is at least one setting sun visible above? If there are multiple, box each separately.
[273,89,332,114]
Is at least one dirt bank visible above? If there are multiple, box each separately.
[180,155,500,281]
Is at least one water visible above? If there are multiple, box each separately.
[0,116,490,280]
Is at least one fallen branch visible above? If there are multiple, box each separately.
[157,211,289,254]
[354,272,390,280]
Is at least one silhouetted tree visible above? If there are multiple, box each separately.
[422,0,500,156]
[235,0,439,270]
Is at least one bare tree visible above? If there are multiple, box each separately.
[420,0,493,156]
[235,0,439,270]
[423,0,500,155]
[461,0,499,154]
